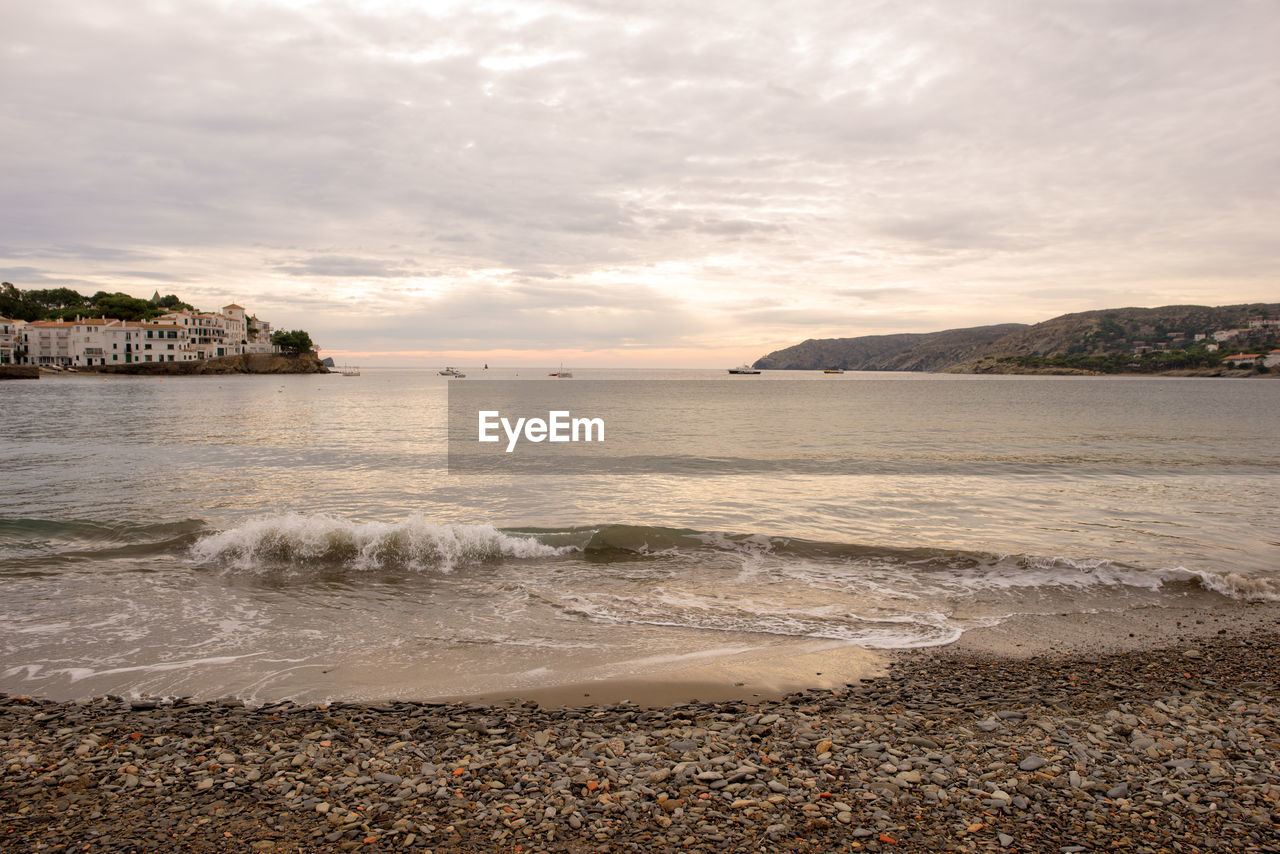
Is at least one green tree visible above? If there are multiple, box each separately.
[0,283,39,320]
[156,294,194,311]
[25,287,87,313]
[271,329,315,355]
[89,292,158,321]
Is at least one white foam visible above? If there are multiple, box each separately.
[190,513,572,572]
[1178,568,1280,601]
[52,653,265,682]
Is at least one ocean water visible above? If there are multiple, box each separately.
[0,368,1276,702]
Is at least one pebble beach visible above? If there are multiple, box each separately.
[4,609,1278,853]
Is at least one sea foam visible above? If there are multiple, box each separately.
[190,513,570,572]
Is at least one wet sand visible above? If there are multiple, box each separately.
[465,639,888,708]
[454,602,1280,708]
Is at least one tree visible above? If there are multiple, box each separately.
[271,329,315,355]
[156,294,194,311]
[89,292,157,321]
[26,287,87,311]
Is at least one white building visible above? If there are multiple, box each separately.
[244,314,277,354]
[19,317,201,366]
[0,317,26,364]
[21,319,80,366]
[153,304,248,359]
[110,320,197,363]
[18,300,292,366]
[1222,353,1262,367]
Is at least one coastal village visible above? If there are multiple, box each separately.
[1134,318,1280,368]
[0,297,279,368]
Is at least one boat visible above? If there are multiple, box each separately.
[549,363,573,378]
[438,367,466,378]
[728,364,761,374]
[823,367,844,374]
[340,365,361,376]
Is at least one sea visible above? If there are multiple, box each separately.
[1,368,1276,703]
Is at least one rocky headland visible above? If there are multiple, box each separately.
[755,302,1280,375]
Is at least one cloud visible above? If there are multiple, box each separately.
[0,267,55,284]
[1,0,1277,363]
[270,256,421,278]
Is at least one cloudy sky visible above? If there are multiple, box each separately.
[3,0,1277,365]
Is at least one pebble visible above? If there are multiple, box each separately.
[1,630,1277,852]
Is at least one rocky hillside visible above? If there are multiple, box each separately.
[754,303,1280,372]
[963,303,1277,360]
[753,324,1026,371]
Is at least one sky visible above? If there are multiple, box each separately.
[2,0,1277,366]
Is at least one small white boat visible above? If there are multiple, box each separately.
[549,363,573,378]
[438,367,466,378]
[340,365,361,376]
[728,363,761,374]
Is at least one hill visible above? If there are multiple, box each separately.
[752,324,1026,372]
[754,303,1280,374]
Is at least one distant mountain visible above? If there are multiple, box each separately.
[753,303,1280,373]
[753,324,1027,371]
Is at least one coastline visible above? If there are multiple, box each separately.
[4,605,1278,852]
[950,361,1276,378]
[36,353,329,376]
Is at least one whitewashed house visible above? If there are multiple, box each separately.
[17,300,290,366]
[244,314,277,354]
[0,317,26,364]
[21,320,78,365]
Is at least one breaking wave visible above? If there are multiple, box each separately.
[3,516,1275,602]
[189,513,571,572]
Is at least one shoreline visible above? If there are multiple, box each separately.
[4,607,1278,851]
[446,601,1280,709]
